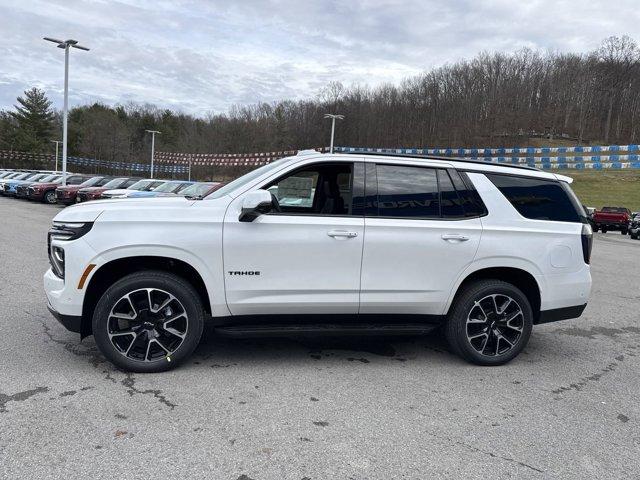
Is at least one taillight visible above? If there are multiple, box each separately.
[581,223,593,264]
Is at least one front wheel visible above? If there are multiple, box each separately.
[44,190,56,204]
[445,280,533,366]
[92,271,204,373]
[621,228,628,235]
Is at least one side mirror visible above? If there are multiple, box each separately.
[239,190,273,222]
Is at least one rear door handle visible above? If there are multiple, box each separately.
[327,230,358,238]
[441,234,470,242]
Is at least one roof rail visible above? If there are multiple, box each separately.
[337,150,541,172]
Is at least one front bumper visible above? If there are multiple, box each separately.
[47,302,82,333]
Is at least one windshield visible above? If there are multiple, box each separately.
[101,177,128,189]
[38,175,57,182]
[601,207,627,213]
[181,182,218,197]
[152,181,184,193]
[79,176,107,187]
[127,179,158,191]
[13,173,32,181]
[207,158,292,199]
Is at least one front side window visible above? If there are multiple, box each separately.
[376,165,440,218]
[265,163,353,215]
[486,174,584,223]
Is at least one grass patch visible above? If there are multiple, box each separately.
[561,170,640,211]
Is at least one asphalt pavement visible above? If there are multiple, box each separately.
[0,196,638,479]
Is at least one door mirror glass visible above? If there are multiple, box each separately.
[239,190,273,222]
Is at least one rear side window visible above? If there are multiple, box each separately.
[376,165,440,218]
[437,169,465,218]
[486,174,583,223]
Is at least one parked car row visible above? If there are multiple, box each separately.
[0,169,222,205]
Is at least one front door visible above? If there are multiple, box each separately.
[223,161,365,316]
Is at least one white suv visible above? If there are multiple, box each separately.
[44,152,592,372]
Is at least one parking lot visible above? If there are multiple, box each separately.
[0,196,638,479]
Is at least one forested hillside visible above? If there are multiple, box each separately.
[0,35,638,164]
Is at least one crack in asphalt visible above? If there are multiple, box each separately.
[31,310,177,410]
[411,408,544,474]
[551,355,626,394]
[0,386,49,413]
[121,373,177,410]
[30,310,106,368]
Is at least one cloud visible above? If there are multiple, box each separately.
[0,0,638,116]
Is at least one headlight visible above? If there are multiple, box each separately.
[47,222,94,279]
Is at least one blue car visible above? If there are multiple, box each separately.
[127,180,194,198]
[0,172,47,196]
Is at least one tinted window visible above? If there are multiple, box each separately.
[451,170,487,217]
[487,174,582,223]
[376,165,439,218]
[437,169,465,218]
[67,176,87,185]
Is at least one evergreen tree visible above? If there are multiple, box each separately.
[9,87,55,152]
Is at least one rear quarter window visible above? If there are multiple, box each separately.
[486,174,583,223]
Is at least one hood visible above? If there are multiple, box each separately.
[102,188,131,196]
[53,196,202,223]
[78,186,108,193]
[30,182,59,188]
[57,184,82,192]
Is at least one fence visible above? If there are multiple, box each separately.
[334,145,640,169]
[0,150,189,175]
[2,144,640,176]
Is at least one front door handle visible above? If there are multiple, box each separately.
[327,230,358,238]
[441,234,470,242]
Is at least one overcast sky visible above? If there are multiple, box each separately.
[0,0,638,117]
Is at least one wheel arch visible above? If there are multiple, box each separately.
[80,255,212,338]
[446,266,542,324]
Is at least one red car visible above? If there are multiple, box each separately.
[28,174,89,204]
[592,206,631,234]
[76,177,141,203]
[55,175,113,205]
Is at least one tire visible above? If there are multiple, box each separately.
[44,190,56,204]
[621,228,628,235]
[602,227,607,234]
[631,232,638,240]
[92,270,205,373]
[445,279,533,366]
[593,226,599,233]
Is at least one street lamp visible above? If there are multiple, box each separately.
[323,114,344,154]
[145,130,161,178]
[51,140,61,172]
[43,37,90,186]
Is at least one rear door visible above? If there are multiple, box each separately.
[360,163,483,315]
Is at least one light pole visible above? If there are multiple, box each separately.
[145,130,161,178]
[323,114,344,153]
[51,140,61,172]
[44,38,89,185]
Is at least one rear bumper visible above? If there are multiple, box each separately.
[538,304,587,324]
[47,303,82,333]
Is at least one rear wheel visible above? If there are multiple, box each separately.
[44,190,56,204]
[601,227,608,234]
[621,227,628,235]
[92,271,204,373]
[445,280,533,366]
